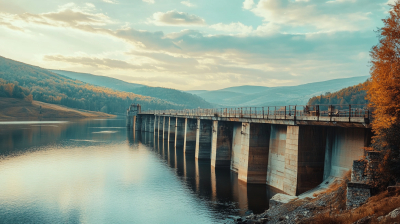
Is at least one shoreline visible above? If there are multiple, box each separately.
[0,97,116,120]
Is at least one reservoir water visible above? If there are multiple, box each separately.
[0,118,281,223]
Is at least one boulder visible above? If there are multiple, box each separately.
[269,193,298,209]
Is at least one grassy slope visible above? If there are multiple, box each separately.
[0,97,115,120]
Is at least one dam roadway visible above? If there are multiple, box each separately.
[127,104,372,196]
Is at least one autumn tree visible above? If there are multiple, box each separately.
[367,0,400,186]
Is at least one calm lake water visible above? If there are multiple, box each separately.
[0,118,281,224]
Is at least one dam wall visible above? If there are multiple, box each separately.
[131,113,372,196]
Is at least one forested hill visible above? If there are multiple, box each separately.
[308,82,368,105]
[0,56,187,113]
[52,70,214,109]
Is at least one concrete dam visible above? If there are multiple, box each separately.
[127,104,372,196]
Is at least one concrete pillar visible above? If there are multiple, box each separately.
[141,116,146,132]
[282,126,299,196]
[168,117,171,143]
[195,119,213,160]
[164,117,168,139]
[148,116,153,133]
[159,117,162,138]
[133,115,137,131]
[169,117,176,143]
[174,118,178,146]
[211,121,233,168]
[267,124,287,192]
[162,117,165,140]
[237,123,251,183]
[154,116,157,134]
[230,122,270,184]
[231,122,243,172]
[184,119,196,154]
[126,115,132,127]
[246,123,270,184]
[176,118,186,149]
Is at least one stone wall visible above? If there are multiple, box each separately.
[346,183,371,209]
[346,151,379,209]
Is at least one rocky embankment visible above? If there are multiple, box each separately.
[235,176,400,224]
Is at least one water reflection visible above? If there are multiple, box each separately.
[146,129,282,215]
[0,119,282,223]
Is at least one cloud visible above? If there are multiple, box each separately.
[102,0,118,4]
[242,0,254,10]
[142,0,155,4]
[181,1,196,7]
[0,3,113,33]
[0,1,382,90]
[150,10,205,26]
[43,54,155,70]
[246,0,377,33]
[210,22,253,34]
[0,20,24,31]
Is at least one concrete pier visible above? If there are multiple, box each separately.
[169,117,176,143]
[195,119,213,160]
[246,123,270,184]
[211,121,233,168]
[185,119,197,154]
[176,118,186,148]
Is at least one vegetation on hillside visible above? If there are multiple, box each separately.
[0,79,32,102]
[367,1,400,188]
[0,97,113,119]
[0,56,185,114]
[52,70,215,109]
[308,82,368,105]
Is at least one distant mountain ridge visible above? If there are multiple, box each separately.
[187,76,369,107]
[52,70,214,109]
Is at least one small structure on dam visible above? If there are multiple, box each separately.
[127,104,372,196]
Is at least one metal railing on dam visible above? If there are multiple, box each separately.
[140,104,371,125]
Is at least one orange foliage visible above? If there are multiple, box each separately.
[368,1,400,135]
[366,1,400,187]
[5,83,14,96]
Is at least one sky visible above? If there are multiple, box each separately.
[0,0,395,90]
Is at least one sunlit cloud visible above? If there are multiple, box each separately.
[0,0,391,90]
[149,10,205,26]
[242,0,254,10]
[181,1,196,7]
[102,0,118,4]
[142,0,155,4]
[245,0,375,33]
[43,53,156,70]
[210,22,253,35]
